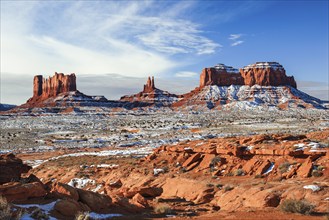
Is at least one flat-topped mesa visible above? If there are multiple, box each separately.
[240,62,297,88]
[32,72,77,100]
[143,76,155,93]
[200,64,244,87]
[199,62,297,88]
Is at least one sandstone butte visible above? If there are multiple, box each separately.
[28,72,77,104]
[24,61,297,106]
[199,62,297,88]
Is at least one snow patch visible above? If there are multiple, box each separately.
[303,185,321,192]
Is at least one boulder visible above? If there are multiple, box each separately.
[0,153,31,184]
[77,189,112,212]
[182,153,202,167]
[130,193,149,208]
[51,182,79,201]
[54,199,90,217]
[255,160,272,176]
[0,182,47,202]
[296,158,313,178]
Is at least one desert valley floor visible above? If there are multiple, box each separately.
[0,108,328,220]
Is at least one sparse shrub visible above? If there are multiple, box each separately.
[280,199,314,215]
[154,204,173,214]
[224,185,234,192]
[206,183,214,188]
[317,165,325,171]
[235,169,245,176]
[255,174,263,179]
[75,211,90,220]
[0,196,11,220]
[279,162,291,173]
[162,166,169,173]
[210,157,221,167]
[31,208,49,220]
[312,170,323,177]
[216,184,223,189]
[226,172,234,176]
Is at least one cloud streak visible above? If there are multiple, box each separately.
[229,33,244,46]
[1,1,220,77]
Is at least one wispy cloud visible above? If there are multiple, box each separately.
[1,1,220,77]
[229,33,244,46]
[175,71,198,78]
[231,40,244,46]
[229,34,242,40]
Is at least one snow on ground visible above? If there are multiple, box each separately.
[89,212,123,219]
[14,200,57,220]
[263,163,275,175]
[68,178,96,188]
[303,185,321,192]
[153,168,165,176]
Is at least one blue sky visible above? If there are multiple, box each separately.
[1,0,328,104]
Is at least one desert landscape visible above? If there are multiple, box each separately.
[0,61,328,220]
[1,1,328,219]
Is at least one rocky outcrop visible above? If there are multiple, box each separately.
[0,153,31,184]
[120,76,179,106]
[33,72,77,100]
[143,76,155,93]
[199,62,297,88]
[200,64,244,87]
[241,62,297,88]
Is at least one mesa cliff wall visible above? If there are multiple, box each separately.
[29,72,77,103]
[200,62,297,88]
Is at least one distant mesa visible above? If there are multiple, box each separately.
[200,62,297,88]
[4,61,327,113]
[30,72,77,103]
[120,76,179,106]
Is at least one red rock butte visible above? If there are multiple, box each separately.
[200,62,297,88]
[29,72,77,103]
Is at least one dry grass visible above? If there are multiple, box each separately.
[75,211,90,220]
[280,199,314,215]
[154,204,173,214]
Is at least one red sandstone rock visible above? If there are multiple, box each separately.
[255,160,272,176]
[241,63,296,88]
[182,153,202,167]
[54,199,90,217]
[199,62,296,88]
[77,188,112,212]
[0,153,31,184]
[130,193,149,208]
[51,182,79,201]
[200,67,244,87]
[0,182,47,202]
[29,72,77,104]
[296,158,313,178]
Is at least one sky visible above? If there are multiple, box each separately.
[1,0,328,104]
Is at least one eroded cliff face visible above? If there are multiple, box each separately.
[29,72,77,103]
[240,62,297,88]
[200,62,297,88]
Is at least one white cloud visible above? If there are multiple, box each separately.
[0,1,220,77]
[229,34,242,40]
[231,40,244,46]
[175,71,198,78]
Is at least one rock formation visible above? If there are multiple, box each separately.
[120,76,179,106]
[143,76,155,93]
[241,62,297,88]
[28,72,77,104]
[200,64,244,87]
[200,62,297,88]
[0,153,31,184]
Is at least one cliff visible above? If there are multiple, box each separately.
[200,62,297,88]
[28,72,77,103]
